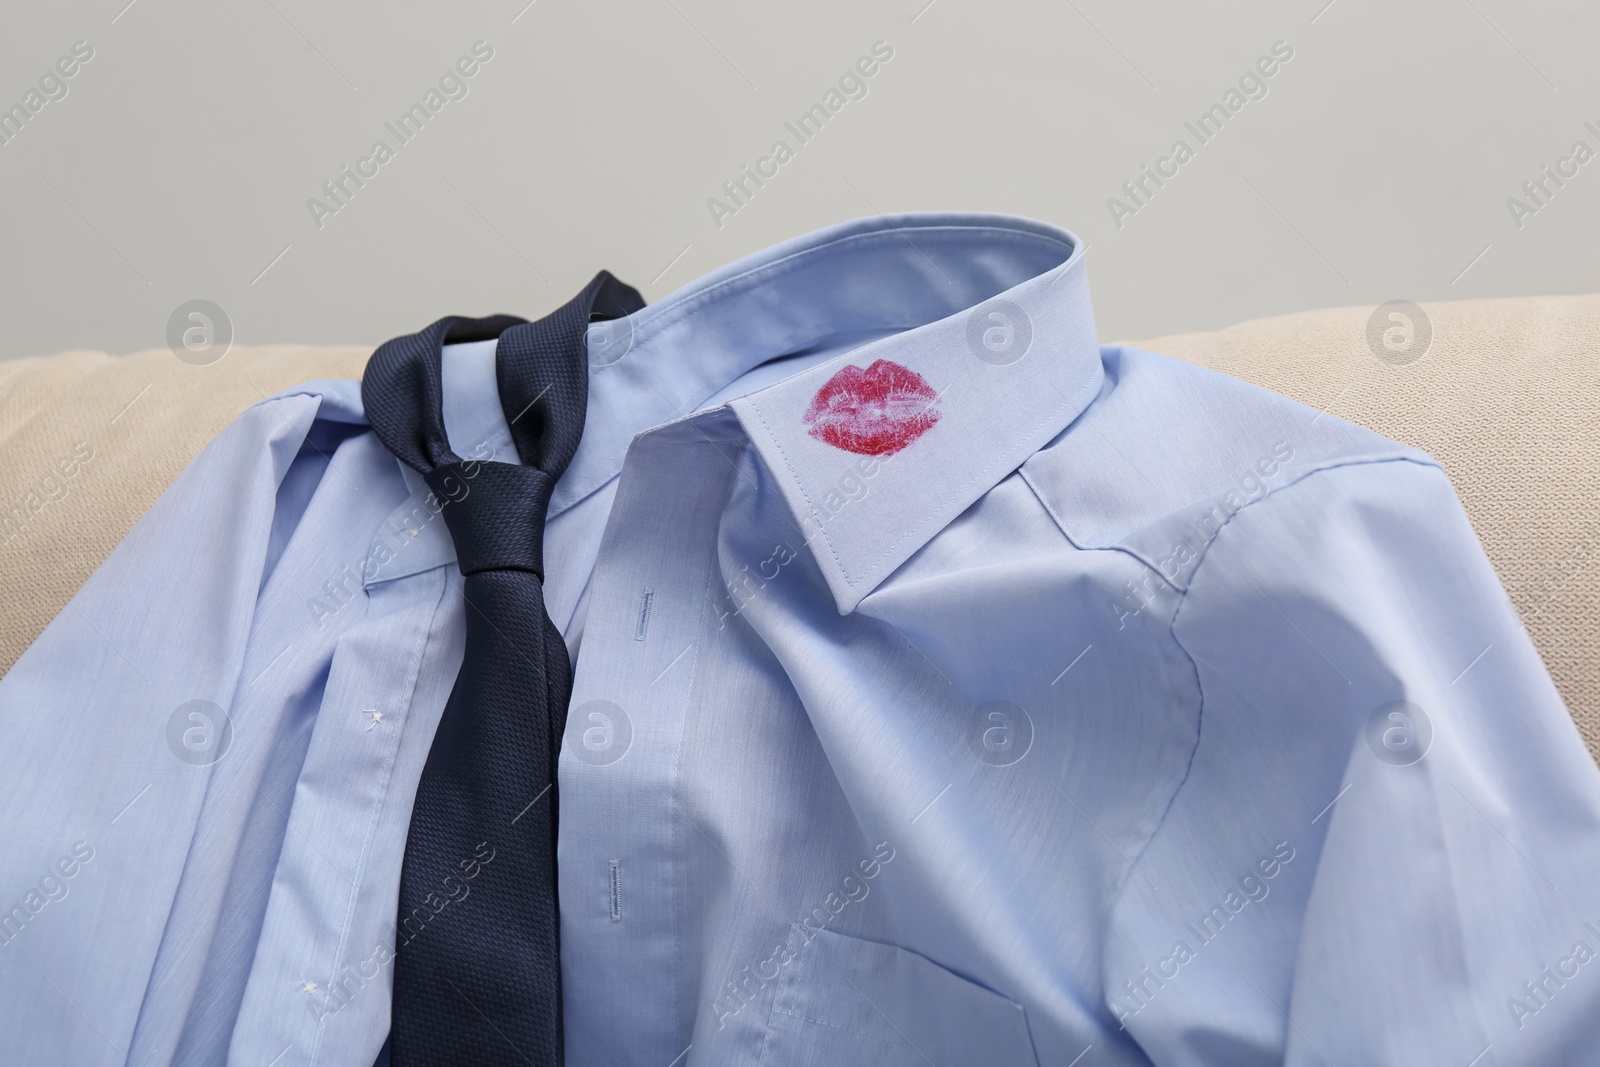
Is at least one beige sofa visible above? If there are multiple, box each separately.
[3,295,1596,760]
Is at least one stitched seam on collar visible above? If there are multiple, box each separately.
[855,370,1101,585]
[744,399,853,590]
[564,222,1077,513]
[623,224,1074,355]
[747,361,1100,600]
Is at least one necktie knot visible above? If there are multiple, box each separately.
[425,462,554,577]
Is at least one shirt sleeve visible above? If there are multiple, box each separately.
[0,393,320,1065]
[1114,456,1600,1065]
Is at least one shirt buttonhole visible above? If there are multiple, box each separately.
[635,590,654,641]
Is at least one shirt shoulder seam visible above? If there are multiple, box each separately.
[1123,453,1447,892]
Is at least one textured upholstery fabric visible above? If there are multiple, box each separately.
[1,293,1596,760]
[0,344,368,674]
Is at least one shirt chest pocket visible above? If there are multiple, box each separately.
[760,928,1040,1067]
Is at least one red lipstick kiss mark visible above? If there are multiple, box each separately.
[802,360,941,456]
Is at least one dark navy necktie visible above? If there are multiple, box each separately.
[361,272,645,1065]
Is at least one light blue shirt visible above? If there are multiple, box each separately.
[0,216,889,1066]
[558,217,1600,1065]
[3,214,1598,1067]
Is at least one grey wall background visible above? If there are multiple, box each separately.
[1,0,1596,362]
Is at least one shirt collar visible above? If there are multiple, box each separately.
[337,214,1100,606]
[563,214,1100,534]
[574,212,1100,613]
